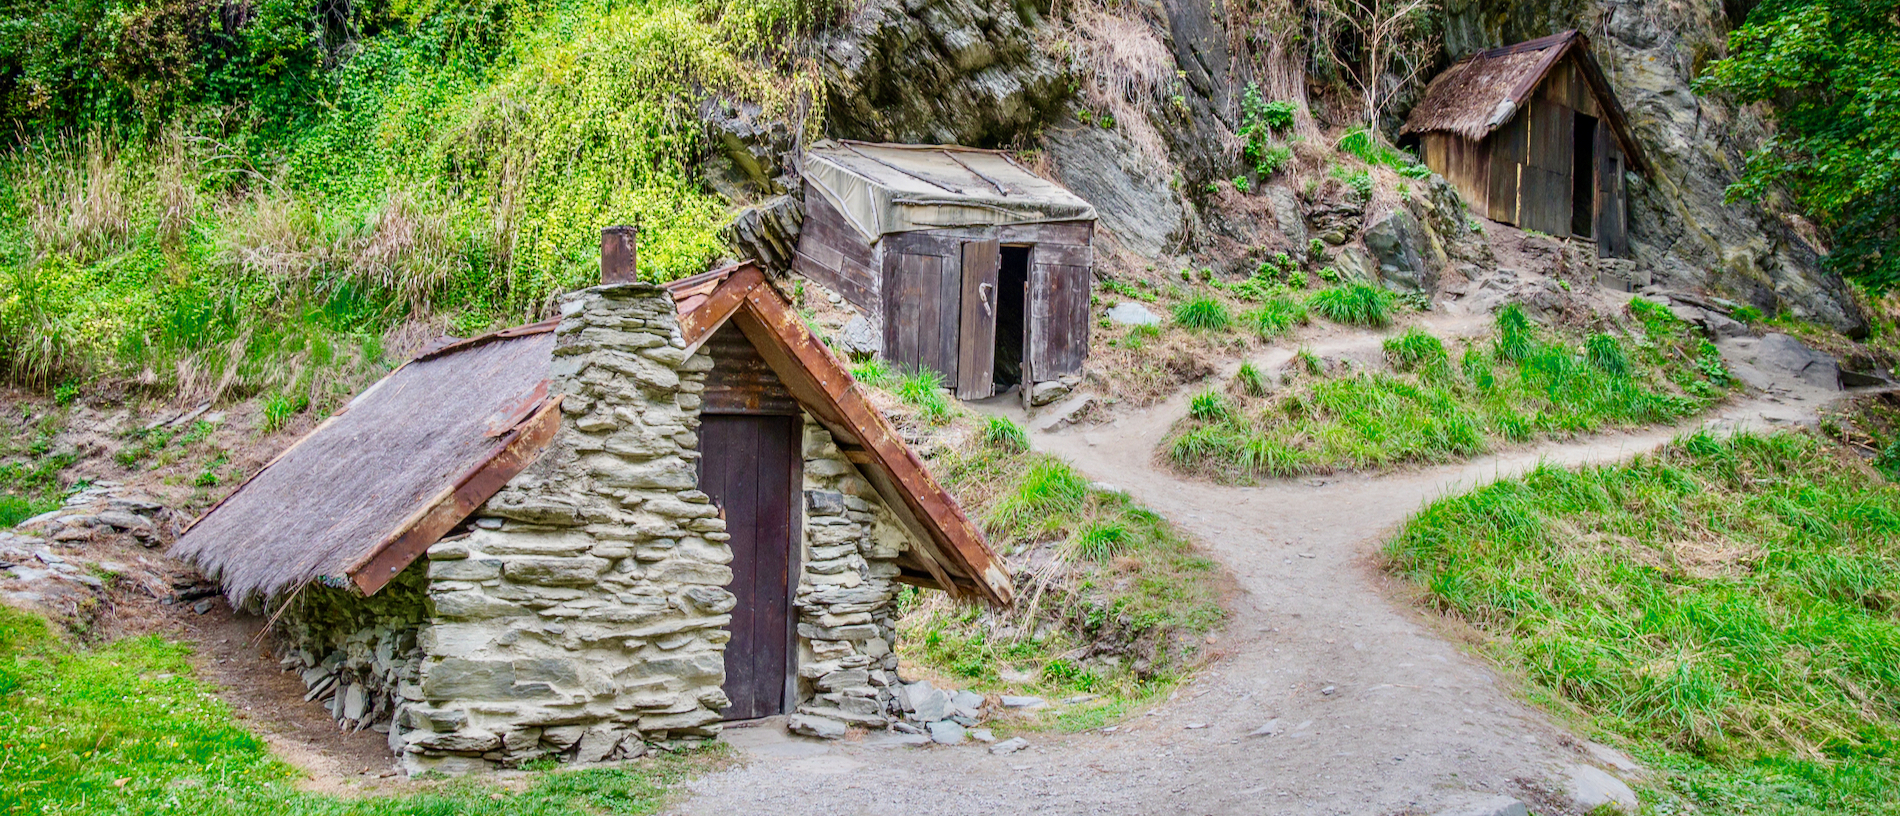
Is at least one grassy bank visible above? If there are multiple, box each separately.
[1164,300,1731,481]
[1385,432,1900,815]
[0,604,712,815]
[0,0,813,405]
[895,415,1226,730]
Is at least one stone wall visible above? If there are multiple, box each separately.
[788,418,911,735]
[276,565,428,744]
[377,281,924,773]
[396,282,730,774]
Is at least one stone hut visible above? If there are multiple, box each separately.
[170,261,1011,774]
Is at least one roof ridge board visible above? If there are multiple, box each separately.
[413,317,561,363]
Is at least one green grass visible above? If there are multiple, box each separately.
[1386,431,1900,815]
[897,418,1225,720]
[1165,301,1732,481]
[0,408,74,526]
[0,604,713,815]
[1240,295,1309,339]
[1172,295,1233,331]
[1309,282,1394,328]
[894,368,952,425]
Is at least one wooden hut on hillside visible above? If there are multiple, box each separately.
[793,140,1097,400]
[1401,30,1649,257]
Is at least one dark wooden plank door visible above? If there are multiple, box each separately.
[1595,124,1630,258]
[882,251,960,383]
[1520,98,1574,236]
[699,414,801,721]
[1028,258,1090,380]
[957,239,1000,399]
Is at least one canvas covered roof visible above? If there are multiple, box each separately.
[171,264,1013,608]
[803,139,1096,243]
[1401,30,1649,174]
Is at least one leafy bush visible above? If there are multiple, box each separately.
[1309,283,1394,327]
[1172,295,1232,331]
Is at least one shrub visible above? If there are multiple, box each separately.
[1172,296,1232,331]
[1309,283,1394,327]
[983,415,1029,453]
[1189,390,1230,421]
[1383,328,1446,371]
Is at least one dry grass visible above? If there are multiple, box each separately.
[23,135,132,264]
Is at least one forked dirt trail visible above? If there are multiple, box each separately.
[674,337,1847,816]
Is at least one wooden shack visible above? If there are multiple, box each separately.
[1400,31,1649,257]
[793,140,1098,400]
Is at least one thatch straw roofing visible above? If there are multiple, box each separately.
[170,323,562,606]
[1401,30,1649,174]
[172,263,1014,608]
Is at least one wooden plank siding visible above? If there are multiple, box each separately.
[792,184,880,313]
[703,322,801,415]
[1486,113,1527,224]
[1596,125,1630,257]
[1423,133,1491,215]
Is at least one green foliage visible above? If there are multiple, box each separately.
[1492,304,1535,362]
[982,415,1029,453]
[1328,164,1375,199]
[260,390,307,433]
[0,0,810,391]
[1165,314,1730,481]
[1697,0,1900,289]
[1240,296,1308,339]
[0,603,711,814]
[1308,283,1393,327]
[1172,295,1232,331]
[1729,305,1765,324]
[1383,327,1446,372]
[850,358,898,389]
[1335,127,1418,172]
[1233,362,1269,397]
[1387,432,1900,814]
[1189,390,1230,421]
[1238,84,1296,179]
[895,368,952,425]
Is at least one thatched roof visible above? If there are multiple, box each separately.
[172,263,1014,608]
[1401,30,1649,174]
[170,323,562,606]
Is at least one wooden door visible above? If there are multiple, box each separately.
[882,250,960,383]
[1519,98,1574,236]
[956,239,1000,399]
[699,414,801,721]
[1027,254,1090,381]
[1595,124,1630,258]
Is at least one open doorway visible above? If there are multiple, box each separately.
[1571,113,1598,238]
[993,246,1030,390]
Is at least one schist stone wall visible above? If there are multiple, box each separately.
[270,281,920,774]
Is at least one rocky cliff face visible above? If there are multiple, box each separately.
[730,0,1864,334]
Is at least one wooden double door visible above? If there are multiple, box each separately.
[882,236,1090,400]
[698,413,801,721]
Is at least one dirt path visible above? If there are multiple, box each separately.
[673,335,1847,816]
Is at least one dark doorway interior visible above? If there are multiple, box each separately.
[699,413,800,720]
[994,246,1029,389]
[1571,113,1599,239]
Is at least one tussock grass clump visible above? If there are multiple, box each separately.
[1240,295,1308,339]
[1233,362,1269,397]
[1189,390,1230,421]
[894,368,952,425]
[1387,432,1900,814]
[1172,295,1232,331]
[982,415,1029,453]
[1164,302,1730,481]
[1309,282,1394,327]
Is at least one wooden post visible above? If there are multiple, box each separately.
[601,225,639,284]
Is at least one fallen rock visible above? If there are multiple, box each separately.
[989,736,1028,755]
[1247,719,1281,737]
[1000,695,1045,709]
[968,728,995,743]
[927,720,966,745]
[787,713,848,740]
[1029,379,1075,407]
[838,316,880,359]
[1564,764,1639,814]
[1032,392,1099,433]
[1106,302,1161,326]
[905,681,951,723]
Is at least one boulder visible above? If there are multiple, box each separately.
[1106,302,1161,326]
[1748,333,1841,390]
[1363,208,1436,296]
[787,713,849,740]
[927,720,966,745]
[1564,764,1638,814]
[837,316,881,358]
